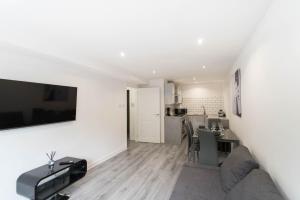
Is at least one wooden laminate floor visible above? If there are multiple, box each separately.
[64,141,187,200]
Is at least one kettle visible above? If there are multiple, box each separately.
[218,110,226,118]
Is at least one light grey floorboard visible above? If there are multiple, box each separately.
[64,140,187,200]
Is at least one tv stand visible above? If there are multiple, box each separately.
[49,193,70,200]
[17,157,87,200]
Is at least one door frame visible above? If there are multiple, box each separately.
[126,89,130,140]
[126,87,138,141]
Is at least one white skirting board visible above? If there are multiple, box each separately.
[87,147,127,170]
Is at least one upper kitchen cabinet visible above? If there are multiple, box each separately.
[175,85,183,104]
[165,82,182,105]
[165,82,175,105]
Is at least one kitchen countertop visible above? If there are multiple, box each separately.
[186,114,227,118]
[165,115,187,118]
[207,115,229,120]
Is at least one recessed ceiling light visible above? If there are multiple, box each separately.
[202,65,206,69]
[197,38,204,45]
[193,77,196,81]
[120,52,125,57]
[152,70,157,75]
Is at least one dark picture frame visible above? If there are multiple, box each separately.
[233,69,242,117]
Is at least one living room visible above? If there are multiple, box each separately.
[0,0,299,200]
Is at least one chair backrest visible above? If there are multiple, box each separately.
[198,129,218,166]
[184,121,193,149]
[187,120,194,136]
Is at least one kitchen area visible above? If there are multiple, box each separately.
[164,81,230,145]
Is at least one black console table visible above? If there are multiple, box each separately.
[17,157,87,200]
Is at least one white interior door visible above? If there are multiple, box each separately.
[137,88,161,143]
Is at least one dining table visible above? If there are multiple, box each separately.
[193,128,240,153]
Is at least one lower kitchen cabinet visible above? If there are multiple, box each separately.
[164,115,187,145]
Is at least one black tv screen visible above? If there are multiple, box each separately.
[0,78,77,130]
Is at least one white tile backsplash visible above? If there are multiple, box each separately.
[182,96,224,115]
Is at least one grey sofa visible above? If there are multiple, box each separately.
[170,146,284,200]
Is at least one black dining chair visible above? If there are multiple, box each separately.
[185,121,199,161]
[198,129,219,166]
[187,118,201,151]
[187,119,194,135]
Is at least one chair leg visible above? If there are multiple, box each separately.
[193,151,197,162]
[190,150,194,162]
[195,151,199,162]
[188,150,192,161]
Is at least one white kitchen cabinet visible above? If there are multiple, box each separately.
[175,86,183,104]
[165,83,175,105]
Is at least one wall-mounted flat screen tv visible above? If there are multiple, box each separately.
[0,78,77,130]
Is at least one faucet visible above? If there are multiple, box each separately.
[202,105,207,128]
[202,105,206,116]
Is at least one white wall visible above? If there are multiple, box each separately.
[228,1,300,199]
[180,82,227,115]
[180,82,224,99]
[0,43,127,199]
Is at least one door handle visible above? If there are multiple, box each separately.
[153,114,160,116]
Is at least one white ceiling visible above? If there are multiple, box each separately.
[0,0,273,84]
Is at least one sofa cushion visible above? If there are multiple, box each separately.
[225,169,284,200]
[170,165,225,200]
[220,145,259,192]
